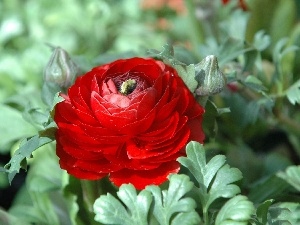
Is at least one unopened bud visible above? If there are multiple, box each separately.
[194,55,226,96]
[44,46,79,88]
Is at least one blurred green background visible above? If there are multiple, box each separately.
[1,0,300,211]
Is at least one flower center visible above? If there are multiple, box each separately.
[119,79,137,95]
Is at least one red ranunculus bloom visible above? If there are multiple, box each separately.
[54,57,205,189]
[222,0,247,11]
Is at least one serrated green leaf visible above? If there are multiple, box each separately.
[94,184,152,225]
[256,199,274,225]
[277,165,300,192]
[268,202,300,225]
[273,38,289,63]
[94,175,200,225]
[94,193,133,224]
[160,43,175,58]
[273,38,299,64]
[218,38,253,66]
[147,44,198,93]
[242,75,267,92]
[178,141,242,211]
[215,195,255,225]
[253,31,271,51]
[148,44,183,67]
[208,164,243,206]
[117,185,152,223]
[171,211,201,225]
[3,135,54,184]
[146,174,199,225]
[285,79,300,105]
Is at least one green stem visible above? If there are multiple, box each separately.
[203,206,209,225]
[197,96,209,107]
[81,180,101,212]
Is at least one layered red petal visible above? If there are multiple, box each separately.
[54,57,205,189]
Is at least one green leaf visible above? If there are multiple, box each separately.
[218,38,253,66]
[148,44,198,93]
[41,82,62,107]
[285,79,300,105]
[148,43,182,66]
[171,211,201,225]
[248,175,290,203]
[242,75,267,93]
[174,64,198,94]
[244,101,260,125]
[94,184,152,225]
[28,192,61,225]
[202,100,219,138]
[253,30,271,51]
[61,174,80,225]
[178,141,243,210]
[0,104,36,151]
[94,175,200,225]
[268,202,300,225]
[22,106,49,129]
[146,174,200,225]
[25,158,79,225]
[215,195,255,225]
[26,144,62,192]
[256,199,274,225]
[273,38,299,63]
[277,165,300,192]
[273,38,289,63]
[3,135,54,184]
[0,209,31,225]
[49,92,64,120]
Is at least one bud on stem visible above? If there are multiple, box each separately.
[43,46,79,88]
[194,55,226,96]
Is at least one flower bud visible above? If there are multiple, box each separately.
[43,46,79,88]
[194,55,226,96]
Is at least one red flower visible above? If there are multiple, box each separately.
[54,57,205,189]
[222,0,247,11]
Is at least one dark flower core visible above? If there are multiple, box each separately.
[119,79,137,95]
